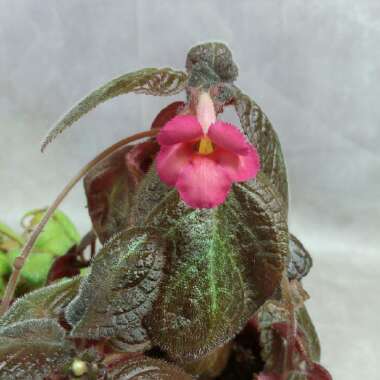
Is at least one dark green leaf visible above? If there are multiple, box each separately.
[41,67,188,151]
[0,319,74,380]
[128,166,173,226]
[233,91,288,213]
[66,228,168,352]
[108,357,193,380]
[144,173,288,361]
[0,277,80,327]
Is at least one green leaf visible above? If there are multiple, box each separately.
[0,277,80,327]
[0,252,11,277]
[108,357,193,380]
[0,319,74,380]
[144,173,288,361]
[233,91,288,213]
[66,228,168,352]
[0,222,23,246]
[8,250,54,286]
[23,209,80,256]
[41,67,188,151]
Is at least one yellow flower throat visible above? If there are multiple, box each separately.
[198,136,214,155]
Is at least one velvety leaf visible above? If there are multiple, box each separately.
[296,306,320,363]
[184,343,232,379]
[23,209,80,256]
[107,357,193,380]
[150,101,185,130]
[66,228,168,352]
[128,166,172,227]
[41,67,188,151]
[287,234,313,281]
[0,319,74,380]
[83,145,136,243]
[233,91,288,213]
[84,101,183,243]
[47,245,82,283]
[186,42,239,86]
[306,363,332,380]
[8,250,54,286]
[0,277,80,326]
[257,294,322,377]
[144,173,288,361]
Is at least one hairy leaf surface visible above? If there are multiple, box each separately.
[0,319,74,380]
[108,357,193,380]
[287,234,313,281]
[41,67,187,151]
[0,277,80,327]
[144,173,288,361]
[84,145,137,243]
[66,228,168,352]
[233,91,288,212]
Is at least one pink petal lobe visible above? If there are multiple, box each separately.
[157,115,203,146]
[176,156,232,209]
[208,120,251,155]
[156,143,192,186]
[213,145,260,182]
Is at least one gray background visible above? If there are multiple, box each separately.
[1,1,379,378]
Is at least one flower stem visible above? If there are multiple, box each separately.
[0,129,158,316]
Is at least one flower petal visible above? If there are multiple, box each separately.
[213,146,260,182]
[208,121,251,155]
[176,156,232,209]
[156,143,192,186]
[157,115,203,146]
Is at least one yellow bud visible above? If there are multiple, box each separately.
[71,359,88,377]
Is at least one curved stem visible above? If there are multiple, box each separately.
[0,128,159,316]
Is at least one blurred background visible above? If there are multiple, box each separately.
[0,1,379,378]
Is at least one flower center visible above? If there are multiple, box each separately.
[198,136,214,155]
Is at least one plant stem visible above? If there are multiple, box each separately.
[0,129,158,316]
[282,275,297,378]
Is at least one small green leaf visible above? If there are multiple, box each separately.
[0,277,80,327]
[41,67,188,151]
[0,222,23,246]
[66,228,168,352]
[8,250,54,286]
[0,252,11,277]
[23,209,80,256]
[0,319,74,380]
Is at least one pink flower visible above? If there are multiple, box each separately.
[156,92,260,208]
